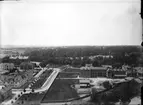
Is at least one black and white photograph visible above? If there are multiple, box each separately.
[0,0,142,105]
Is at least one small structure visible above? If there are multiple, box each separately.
[90,67,107,78]
[79,79,91,88]
[80,66,108,78]
[63,66,108,78]
[9,55,29,60]
[113,69,127,78]
[126,69,138,77]
[107,68,127,78]
[58,72,80,78]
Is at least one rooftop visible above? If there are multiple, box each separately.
[80,67,107,70]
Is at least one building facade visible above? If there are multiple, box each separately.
[90,68,107,78]
[80,70,91,78]
[63,66,108,78]
[107,69,127,78]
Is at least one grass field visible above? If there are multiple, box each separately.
[13,92,46,105]
[41,79,79,103]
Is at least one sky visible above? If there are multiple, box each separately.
[0,0,142,47]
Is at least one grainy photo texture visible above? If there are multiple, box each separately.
[0,0,142,105]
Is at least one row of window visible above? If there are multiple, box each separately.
[91,72,106,77]
[80,71,106,77]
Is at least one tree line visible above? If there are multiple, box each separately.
[1,46,143,68]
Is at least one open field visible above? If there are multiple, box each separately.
[41,79,79,103]
[13,92,46,105]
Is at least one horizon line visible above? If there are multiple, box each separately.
[0,45,141,48]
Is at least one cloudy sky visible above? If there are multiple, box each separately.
[0,0,142,47]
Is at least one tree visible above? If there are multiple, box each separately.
[0,94,4,102]
[18,94,21,97]
[92,60,100,67]
[32,89,35,93]
[112,63,122,68]
[23,89,26,93]
[2,56,10,63]
[20,62,34,70]
[21,100,24,104]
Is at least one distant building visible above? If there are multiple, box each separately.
[81,66,108,78]
[0,63,14,71]
[58,72,80,78]
[63,67,81,73]
[63,66,109,78]
[9,55,29,60]
[109,69,127,78]
[79,79,91,88]
[14,70,33,87]
[30,61,41,66]
[90,67,107,78]
[80,70,91,78]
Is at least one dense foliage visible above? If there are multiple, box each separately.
[1,46,143,67]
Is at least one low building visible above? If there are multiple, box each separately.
[0,63,14,71]
[58,72,80,78]
[80,67,108,78]
[112,69,127,78]
[63,67,81,73]
[63,66,108,78]
[30,61,41,66]
[107,68,127,78]
[90,67,107,78]
[79,78,91,88]
[9,55,29,60]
